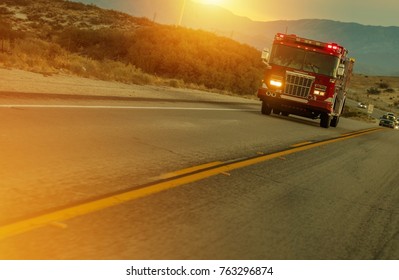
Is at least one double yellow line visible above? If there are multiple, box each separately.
[0,127,383,240]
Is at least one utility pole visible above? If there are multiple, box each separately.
[178,0,186,26]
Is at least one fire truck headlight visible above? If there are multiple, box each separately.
[314,84,327,96]
[270,78,283,87]
[314,90,325,96]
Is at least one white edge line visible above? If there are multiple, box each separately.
[0,105,258,111]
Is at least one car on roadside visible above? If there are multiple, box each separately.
[379,114,397,129]
[386,113,399,126]
[358,102,367,109]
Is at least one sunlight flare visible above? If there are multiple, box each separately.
[195,0,224,6]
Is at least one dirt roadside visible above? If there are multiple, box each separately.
[0,68,258,104]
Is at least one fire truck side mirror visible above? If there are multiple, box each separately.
[261,48,270,64]
[337,64,345,76]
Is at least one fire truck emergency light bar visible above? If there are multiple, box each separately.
[275,33,345,54]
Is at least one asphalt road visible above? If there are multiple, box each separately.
[0,91,398,260]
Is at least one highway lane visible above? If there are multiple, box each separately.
[1,92,396,259]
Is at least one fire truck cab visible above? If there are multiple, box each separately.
[258,33,354,128]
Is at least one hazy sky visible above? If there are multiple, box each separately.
[193,0,399,27]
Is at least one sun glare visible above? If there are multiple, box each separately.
[195,0,224,6]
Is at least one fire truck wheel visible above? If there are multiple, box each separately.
[261,101,272,115]
[320,113,331,128]
[281,112,289,117]
[330,116,340,127]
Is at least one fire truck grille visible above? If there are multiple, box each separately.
[284,71,315,98]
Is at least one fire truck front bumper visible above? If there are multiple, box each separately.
[257,88,334,117]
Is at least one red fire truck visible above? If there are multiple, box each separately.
[257,33,354,128]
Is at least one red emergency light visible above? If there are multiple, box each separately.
[327,44,338,50]
[275,33,344,55]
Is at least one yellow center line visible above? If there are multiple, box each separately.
[0,127,383,240]
[159,161,223,179]
[340,127,379,137]
[291,141,313,148]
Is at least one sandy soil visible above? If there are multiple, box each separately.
[349,74,399,113]
[0,68,168,97]
[0,68,256,104]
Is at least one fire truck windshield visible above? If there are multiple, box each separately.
[270,44,340,77]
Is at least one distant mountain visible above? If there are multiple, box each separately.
[80,1,399,76]
[76,0,183,24]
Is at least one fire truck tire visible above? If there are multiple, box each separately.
[261,101,272,115]
[281,112,289,117]
[330,116,340,127]
[320,113,331,128]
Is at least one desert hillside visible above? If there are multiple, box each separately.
[0,0,263,96]
[350,74,399,114]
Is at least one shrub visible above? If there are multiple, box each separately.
[367,87,381,94]
[169,79,183,88]
[125,26,264,95]
[0,7,11,14]
[0,0,29,5]
[62,1,89,11]
[376,81,389,89]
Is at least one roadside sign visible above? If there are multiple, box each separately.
[367,104,374,114]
